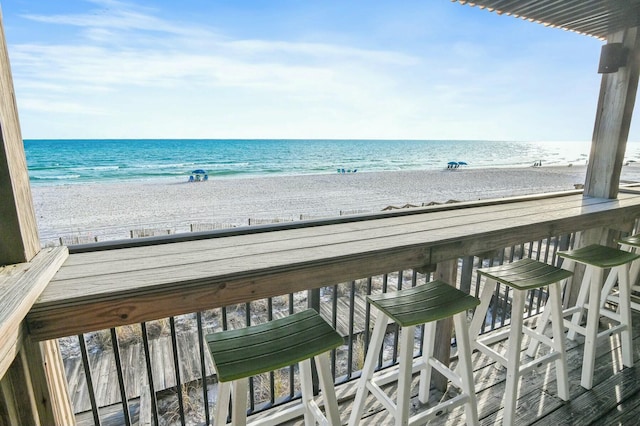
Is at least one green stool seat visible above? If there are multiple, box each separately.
[206,309,342,425]
[206,309,342,382]
[367,279,480,327]
[349,281,480,426]
[476,257,573,291]
[558,244,640,268]
[617,234,640,247]
[470,258,571,425]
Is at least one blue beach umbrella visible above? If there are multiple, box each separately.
[458,161,468,166]
[192,169,207,175]
[447,162,458,166]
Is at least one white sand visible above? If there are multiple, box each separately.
[31,165,640,245]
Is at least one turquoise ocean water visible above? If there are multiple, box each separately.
[23,139,640,186]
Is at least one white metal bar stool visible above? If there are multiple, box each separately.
[348,280,480,426]
[206,309,343,426]
[469,258,572,425]
[555,244,639,389]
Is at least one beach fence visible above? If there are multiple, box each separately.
[339,209,371,216]
[58,235,98,246]
[248,217,295,226]
[129,228,174,239]
[190,222,237,232]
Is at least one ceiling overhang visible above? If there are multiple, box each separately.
[451,0,640,40]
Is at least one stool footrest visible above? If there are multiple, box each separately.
[519,352,561,376]
[368,371,472,426]
[522,326,555,350]
[473,341,508,368]
[407,393,471,426]
[477,328,511,346]
[607,292,640,312]
[371,359,425,388]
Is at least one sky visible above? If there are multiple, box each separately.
[0,0,627,141]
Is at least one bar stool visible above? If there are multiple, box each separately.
[348,280,480,426]
[205,309,343,426]
[600,235,640,311]
[469,258,571,425]
[556,244,639,389]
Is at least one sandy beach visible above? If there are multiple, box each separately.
[31,164,640,245]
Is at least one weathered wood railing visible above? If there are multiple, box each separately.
[4,188,640,425]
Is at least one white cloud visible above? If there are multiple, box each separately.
[6,1,606,140]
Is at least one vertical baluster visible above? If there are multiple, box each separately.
[364,277,373,357]
[347,280,356,379]
[78,334,101,426]
[169,317,185,425]
[331,284,339,379]
[267,297,276,405]
[378,274,388,367]
[288,293,295,398]
[140,322,159,425]
[110,328,132,426]
[245,302,255,413]
[222,307,228,331]
[196,312,210,426]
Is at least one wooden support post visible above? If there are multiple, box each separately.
[569,27,640,305]
[22,338,75,426]
[0,338,74,426]
[432,258,458,391]
[0,8,39,266]
[584,27,640,199]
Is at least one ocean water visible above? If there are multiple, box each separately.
[23,139,640,186]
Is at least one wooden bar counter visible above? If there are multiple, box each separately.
[26,189,640,341]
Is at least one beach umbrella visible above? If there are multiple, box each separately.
[192,169,207,175]
[458,161,468,165]
[447,161,458,166]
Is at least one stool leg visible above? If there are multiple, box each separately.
[581,266,603,389]
[348,311,389,426]
[214,381,231,426]
[600,267,619,309]
[314,352,341,426]
[503,289,525,426]
[568,266,593,341]
[468,279,497,345]
[397,325,416,426]
[231,379,248,426]
[617,265,634,368]
[418,321,437,404]
[452,311,479,425]
[526,296,553,358]
[549,282,569,401]
[299,358,316,426]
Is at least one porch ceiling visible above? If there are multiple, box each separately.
[452,0,640,40]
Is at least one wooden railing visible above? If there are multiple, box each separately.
[4,188,640,425]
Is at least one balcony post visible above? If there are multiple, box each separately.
[569,27,640,305]
[0,8,39,266]
[584,27,640,199]
[22,338,75,425]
